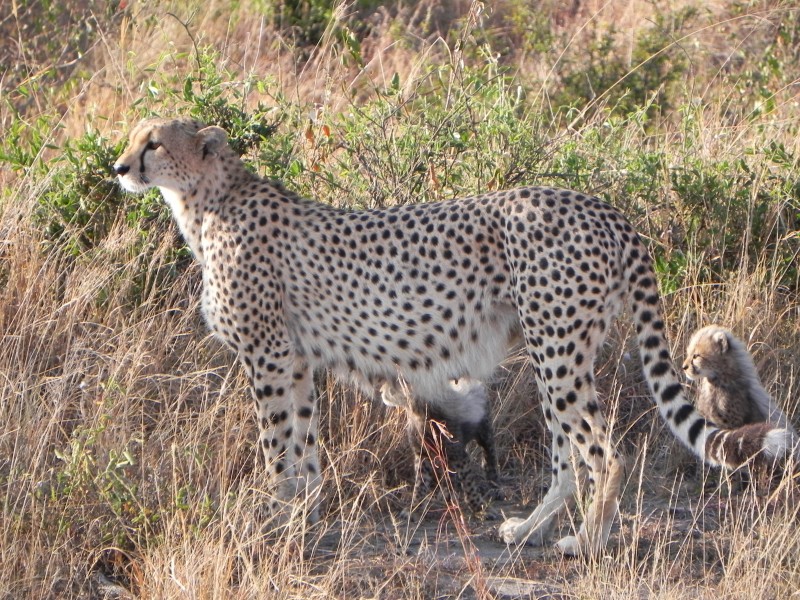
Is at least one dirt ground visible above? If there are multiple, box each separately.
[283,465,784,599]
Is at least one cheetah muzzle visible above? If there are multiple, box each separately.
[114,117,798,556]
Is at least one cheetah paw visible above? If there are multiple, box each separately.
[555,535,581,557]
[499,517,527,544]
[500,516,554,547]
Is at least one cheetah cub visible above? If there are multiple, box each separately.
[380,378,500,511]
[683,325,796,433]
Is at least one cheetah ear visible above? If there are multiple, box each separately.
[196,126,228,159]
[711,330,730,353]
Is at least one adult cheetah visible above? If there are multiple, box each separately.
[113,117,796,555]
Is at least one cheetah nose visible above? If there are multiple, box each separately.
[113,163,130,176]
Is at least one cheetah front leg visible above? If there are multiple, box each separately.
[289,357,322,522]
[246,341,318,524]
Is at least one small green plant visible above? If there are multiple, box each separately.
[668,153,798,286]
[501,0,555,54]
[275,0,337,46]
[0,106,163,256]
[273,0,384,47]
[53,416,151,546]
[145,45,304,181]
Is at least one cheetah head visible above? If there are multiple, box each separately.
[682,325,731,382]
[113,118,228,194]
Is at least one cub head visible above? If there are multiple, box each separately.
[113,118,228,194]
[682,324,733,382]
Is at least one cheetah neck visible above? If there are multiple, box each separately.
[159,154,251,264]
[160,187,206,263]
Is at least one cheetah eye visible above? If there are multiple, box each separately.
[146,140,162,151]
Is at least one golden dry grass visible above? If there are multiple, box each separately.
[2,1,800,598]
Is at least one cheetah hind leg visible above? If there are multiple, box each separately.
[554,389,624,556]
[409,436,437,515]
[555,447,623,556]
[420,414,500,515]
[475,414,504,502]
[500,400,623,555]
[498,433,578,547]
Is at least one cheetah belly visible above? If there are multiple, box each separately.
[288,299,520,401]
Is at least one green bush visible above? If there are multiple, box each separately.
[556,6,697,122]
[314,59,546,208]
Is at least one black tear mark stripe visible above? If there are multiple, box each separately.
[139,147,149,174]
[139,138,159,173]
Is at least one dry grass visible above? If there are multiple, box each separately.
[2,0,800,598]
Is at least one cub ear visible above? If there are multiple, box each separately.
[196,126,228,159]
[711,329,730,353]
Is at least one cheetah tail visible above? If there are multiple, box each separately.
[626,253,798,469]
